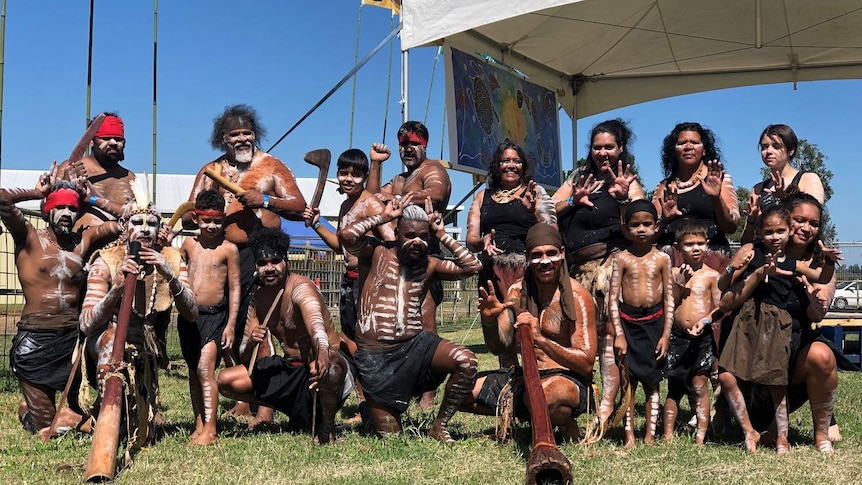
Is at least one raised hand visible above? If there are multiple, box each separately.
[606,161,636,200]
[571,173,602,208]
[674,263,693,286]
[729,243,754,271]
[370,143,391,163]
[765,169,786,201]
[139,245,174,279]
[381,191,414,222]
[36,161,60,196]
[699,160,725,198]
[818,241,843,264]
[746,192,761,225]
[661,183,683,219]
[477,280,513,322]
[513,180,538,211]
[482,228,502,256]
[424,196,445,237]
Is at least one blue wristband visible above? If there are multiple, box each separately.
[263,194,270,208]
[88,195,98,205]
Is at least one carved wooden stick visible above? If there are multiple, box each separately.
[85,242,141,482]
[517,312,573,485]
[203,166,246,196]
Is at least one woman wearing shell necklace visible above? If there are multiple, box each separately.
[652,121,740,271]
[466,140,556,367]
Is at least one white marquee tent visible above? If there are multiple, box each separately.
[402,0,862,151]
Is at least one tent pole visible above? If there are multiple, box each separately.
[401,46,409,123]
[571,95,578,172]
[0,0,6,176]
[152,0,158,201]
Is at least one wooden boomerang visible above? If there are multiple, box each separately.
[68,113,107,163]
[303,149,331,227]
[247,287,284,376]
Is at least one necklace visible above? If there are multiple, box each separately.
[221,160,242,204]
[491,184,523,203]
[40,229,75,252]
[131,269,159,320]
[674,165,704,190]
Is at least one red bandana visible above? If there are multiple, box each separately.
[194,209,225,217]
[94,115,125,139]
[398,131,428,148]
[43,188,80,213]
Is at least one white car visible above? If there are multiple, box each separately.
[831,281,862,310]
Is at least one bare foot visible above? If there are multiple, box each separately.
[624,437,636,450]
[37,406,84,442]
[313,431,337,445]
[419,391,436,411]
[743,430,761,454]
[18,401,28,423]
[662,432,674,442]
[189,431,218,446]
[428,424,455,445]
[816,439,835,453]
[224,401,252,418]
[776,436,790,455]
[829,424,842,442]
[189,429,202,441]
[153,411,167,425]
[248,407,274,429]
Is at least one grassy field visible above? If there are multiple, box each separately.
[1,326,861,485]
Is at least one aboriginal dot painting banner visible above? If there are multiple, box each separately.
[445,46,562,189]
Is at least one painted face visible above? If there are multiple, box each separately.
[674,130,704,167]
[759,134,792,170]
[255,256,286,287]
[126,213,161,247]
[399,136,427,170]
[528,244,564,284]
[676,233,708,265]
[590,132,622,172]
[498,148,523,188]
[49,205,78,235]
[759,214,790,254]
[224,128,256,164]
[789,202,821,248]
[397,219,430,262]
[625,212,657,242]
[194,213,225,239]
[336,166,367,196]
[91,136,126,165]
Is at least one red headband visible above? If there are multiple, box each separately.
[43,188,80,213]
[398,131,428,148]
[194,209,225,217]
[94,115,125,139]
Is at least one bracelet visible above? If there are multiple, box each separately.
[88,195,98,205]
[725,265,734,275]
[313,221,321,230]
[567,196,574,207]
[616,196,631,205]
[262,194,271,208]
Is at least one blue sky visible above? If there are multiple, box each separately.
[1,1,859,244]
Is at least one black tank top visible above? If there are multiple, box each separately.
[559,186,623,252]
[479,188,536,254]
[658,182,729,250]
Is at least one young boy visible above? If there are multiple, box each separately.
[609,199,674,448]
[303,145,395,422]
[662,221,721,445]
[179,190,241,445]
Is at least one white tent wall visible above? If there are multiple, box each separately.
[403,0,862,119]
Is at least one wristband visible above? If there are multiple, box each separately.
[567,196,574,207]
[725,265,734,275]
[616,196,631,205]
[313,221,321,230]
[262,194,270,208]
[88,195,98,205]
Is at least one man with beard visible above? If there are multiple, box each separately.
[58,113,134,231]
[217,228,350,444]
[80,192,197,447]
[1,171,120,437]
[185,104,307,425]
[463,223,597,442]
[339,194,481,443]
[367,121,452,408]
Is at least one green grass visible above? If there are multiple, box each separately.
[1,327,862,484]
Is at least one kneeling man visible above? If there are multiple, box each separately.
[217,228,349,443]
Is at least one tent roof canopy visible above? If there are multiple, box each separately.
[402,0,862,117]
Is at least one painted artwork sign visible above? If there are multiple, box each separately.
[445,46,562,188]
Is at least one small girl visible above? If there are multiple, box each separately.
[716,205,836,454]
